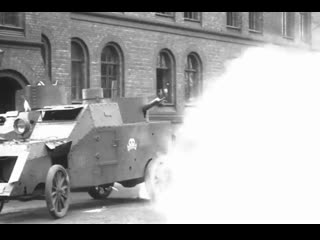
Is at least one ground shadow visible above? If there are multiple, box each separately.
[0,197,151,223]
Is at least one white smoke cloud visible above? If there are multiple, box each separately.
[154,45,320,224]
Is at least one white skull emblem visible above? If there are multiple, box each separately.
[127,138,137,151]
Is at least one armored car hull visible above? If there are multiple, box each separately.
[0,87,172,218]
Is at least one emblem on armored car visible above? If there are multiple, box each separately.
[127,138,137,151]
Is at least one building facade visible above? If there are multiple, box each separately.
[0,12,312,125]
[312,12,320,49]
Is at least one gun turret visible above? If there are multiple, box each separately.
[142,97,165,117]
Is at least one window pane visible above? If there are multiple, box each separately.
[284,12,295,38]
[102,46,119,64]
[101,45,121,98]
[156,51,174,104]
[184,12,191,19]
[227,12,239,27]
[0,12,23,27]
[157,53,168,69]
[191,72,199,99]
[300,12,310,42]
[157,69,172,103]
[101,76,110,98]
[185,72,191,101]
[227,12,232,25]
[72,42,84,61]
[101,63,107,76]
[41,35,51,80]
[184,12,200,21]
[157,69,164,97]
[249,12,255,29]
[185,54,201,103]
[257,12,263,31]
[71,40,88,101]
[249,12,263,31]
[163,69,172,103]
[157,68,172,102]
[72,61,83,100]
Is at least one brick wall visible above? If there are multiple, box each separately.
[38,12,72,101]
[67,12,281,122]
[0,12,46,86]
[0,12,313,121]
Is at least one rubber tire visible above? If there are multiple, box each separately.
[120,180,138,188]
[45,165,71,219]
[145,159,171,202]
[88,183,114,200]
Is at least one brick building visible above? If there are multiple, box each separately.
[0,12,312,125]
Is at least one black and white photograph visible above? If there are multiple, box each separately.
[0,12,319,224]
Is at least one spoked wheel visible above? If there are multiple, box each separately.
[45,165,70,219]
[88,183,114,200]
[0,199,4,213]
[145,159,172,202]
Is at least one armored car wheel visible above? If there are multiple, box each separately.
[45,165,71,219]
[88,183,114,200]
[145,159,172,202]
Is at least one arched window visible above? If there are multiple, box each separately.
[71,38,89,101]
[41,34,51,80]
[156,50,175,104]
[101,43,123,98]
[185,53,202,103]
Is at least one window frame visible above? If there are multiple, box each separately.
[100,43,123,98]
[300,12,311,43]
[183,12,201,22]
[0,12,25,29]
[0,12,25,37]
[41,34,52,81]
[248,12,263,33]
[184,52,203,106]
[156,49,176,106]
[155,12,174,18]
[283,12,295,39]
[184,53,202,105]
[226,12,241,29]
[71,38,90,102]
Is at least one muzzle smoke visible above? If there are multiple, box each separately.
[153,45,320,224]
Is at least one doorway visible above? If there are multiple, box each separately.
[0,71,27,114]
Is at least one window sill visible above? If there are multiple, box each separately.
[155,13,174,18]
[184,18,201,23]
[185,102,197,108]
[0,25,25,38]
[160,103,175,107]
[249,29,263,34]
[283,35,295,40]
[226,25,241,30]
[0,25,24,30]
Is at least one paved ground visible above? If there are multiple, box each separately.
[0,183,167,224]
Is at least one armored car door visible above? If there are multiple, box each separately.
[94,128,119,183]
